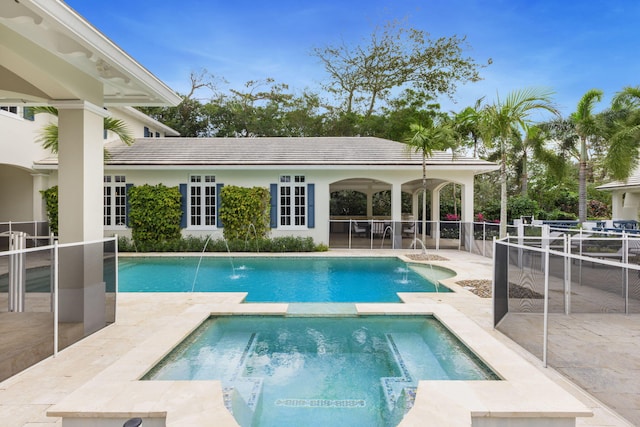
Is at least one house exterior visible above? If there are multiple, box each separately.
[597,168,640,221]
[1,2,498,249]
[0,106,178,224]
[33,136,499,246]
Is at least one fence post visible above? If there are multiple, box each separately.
[8,231,26,312]
[53,240,59,357]
[543,243,550,368]
[564,234,571,315]
[623,232,629,314]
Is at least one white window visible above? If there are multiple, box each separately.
[104,175,127,227]
[189,175,216,227]
[280,175,306,227]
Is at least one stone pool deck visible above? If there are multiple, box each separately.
[0,249,634,426]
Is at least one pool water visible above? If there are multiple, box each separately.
[144,316,498,427]
[118,257,453,302]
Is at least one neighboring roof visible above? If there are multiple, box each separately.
[34,137,498,172]
[598,168,640,191]
[117,107,180,137]
[0,1,181,106]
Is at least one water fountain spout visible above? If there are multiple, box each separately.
[191,234,214,292]
[223,239,239,279]
[410,238,428,255]
[244,223,260,252]
[380,225,394,249]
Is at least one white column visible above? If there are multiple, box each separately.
[55,100,107,243]
[31,173,49,222]
[611,191,624,219]
[391,182,402,221]
[54,100,108,335]
[622,192,640,220]
[412,191,419,219]
[461,181,474,223]
[431,187,440,224]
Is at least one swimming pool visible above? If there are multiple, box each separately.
[143,315,498,427]
[118,257,453,302]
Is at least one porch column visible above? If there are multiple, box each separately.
[55,100,106,243]
[31,173,48,222]
[461,182,474,223]
[391,182,402,221]
[54,100,108,336]
[412,191,419,219]
[391,182,402,247]
[431,186,441,220]
[461,182,474,250]
[622,192,640,220]
[366,186,373,218]
[611,191,623,219]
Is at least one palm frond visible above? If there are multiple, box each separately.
[37,123,60,153]
[32,106,59,116]
[573,89,603,122]
[612,86,640,111]
[104,117,134,145]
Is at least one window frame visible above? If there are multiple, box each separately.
[187,174,217,229]
[103,175,127,229]
[278,175,307,229]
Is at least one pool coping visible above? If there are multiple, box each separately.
[47,293,592,426]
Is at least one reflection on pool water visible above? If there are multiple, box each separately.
[118,257,454,302]
[144,316,499,427]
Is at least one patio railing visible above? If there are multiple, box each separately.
[0,234,117,381]
[493,234,640,367]
[328,219,510,256]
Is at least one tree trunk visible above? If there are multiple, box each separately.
[579,160,587,223]
[421,153,427,245]
[521,149,528,196]
[578,136,587,223]
[499,143,508,238]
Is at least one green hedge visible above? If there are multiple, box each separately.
[118,235,328,253]
[128,184,182,245]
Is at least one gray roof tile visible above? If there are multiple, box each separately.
[96,136,495,167]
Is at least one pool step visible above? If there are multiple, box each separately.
[381,333,447,412]
[218,332,264,419]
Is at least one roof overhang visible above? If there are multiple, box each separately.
[0,0,181,107]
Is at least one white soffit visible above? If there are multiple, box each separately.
[0,0,181,106]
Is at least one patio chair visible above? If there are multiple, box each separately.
[402,222,415,237]
[351,221,367,237]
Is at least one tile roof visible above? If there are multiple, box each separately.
[598,170,640,190]
[94,137,496,168]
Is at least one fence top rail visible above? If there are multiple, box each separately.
[0,236,117,257]
[495,238,640,270]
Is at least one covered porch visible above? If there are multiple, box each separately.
[328,175,477,249]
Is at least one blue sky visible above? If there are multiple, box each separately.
[65,0,640,117]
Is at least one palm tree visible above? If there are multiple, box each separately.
[481,88,560,237]
[404,116,456,246]
[33,106,134,154]
[605,86,640,180]
[570,89,603,222]
[453,97,485,158]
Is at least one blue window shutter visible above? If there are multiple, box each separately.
[270,183,278,228]
[216,183,224,228]
[179,183,187,228]
[307,183,315,228]
[125,183,134,228]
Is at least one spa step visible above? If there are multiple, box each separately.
[214,332,263,417]
[381,333,447,411]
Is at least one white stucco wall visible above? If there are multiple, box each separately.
[96,165,479,245]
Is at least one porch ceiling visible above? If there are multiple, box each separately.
[0,1,181,107]
[330,178,450,194]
